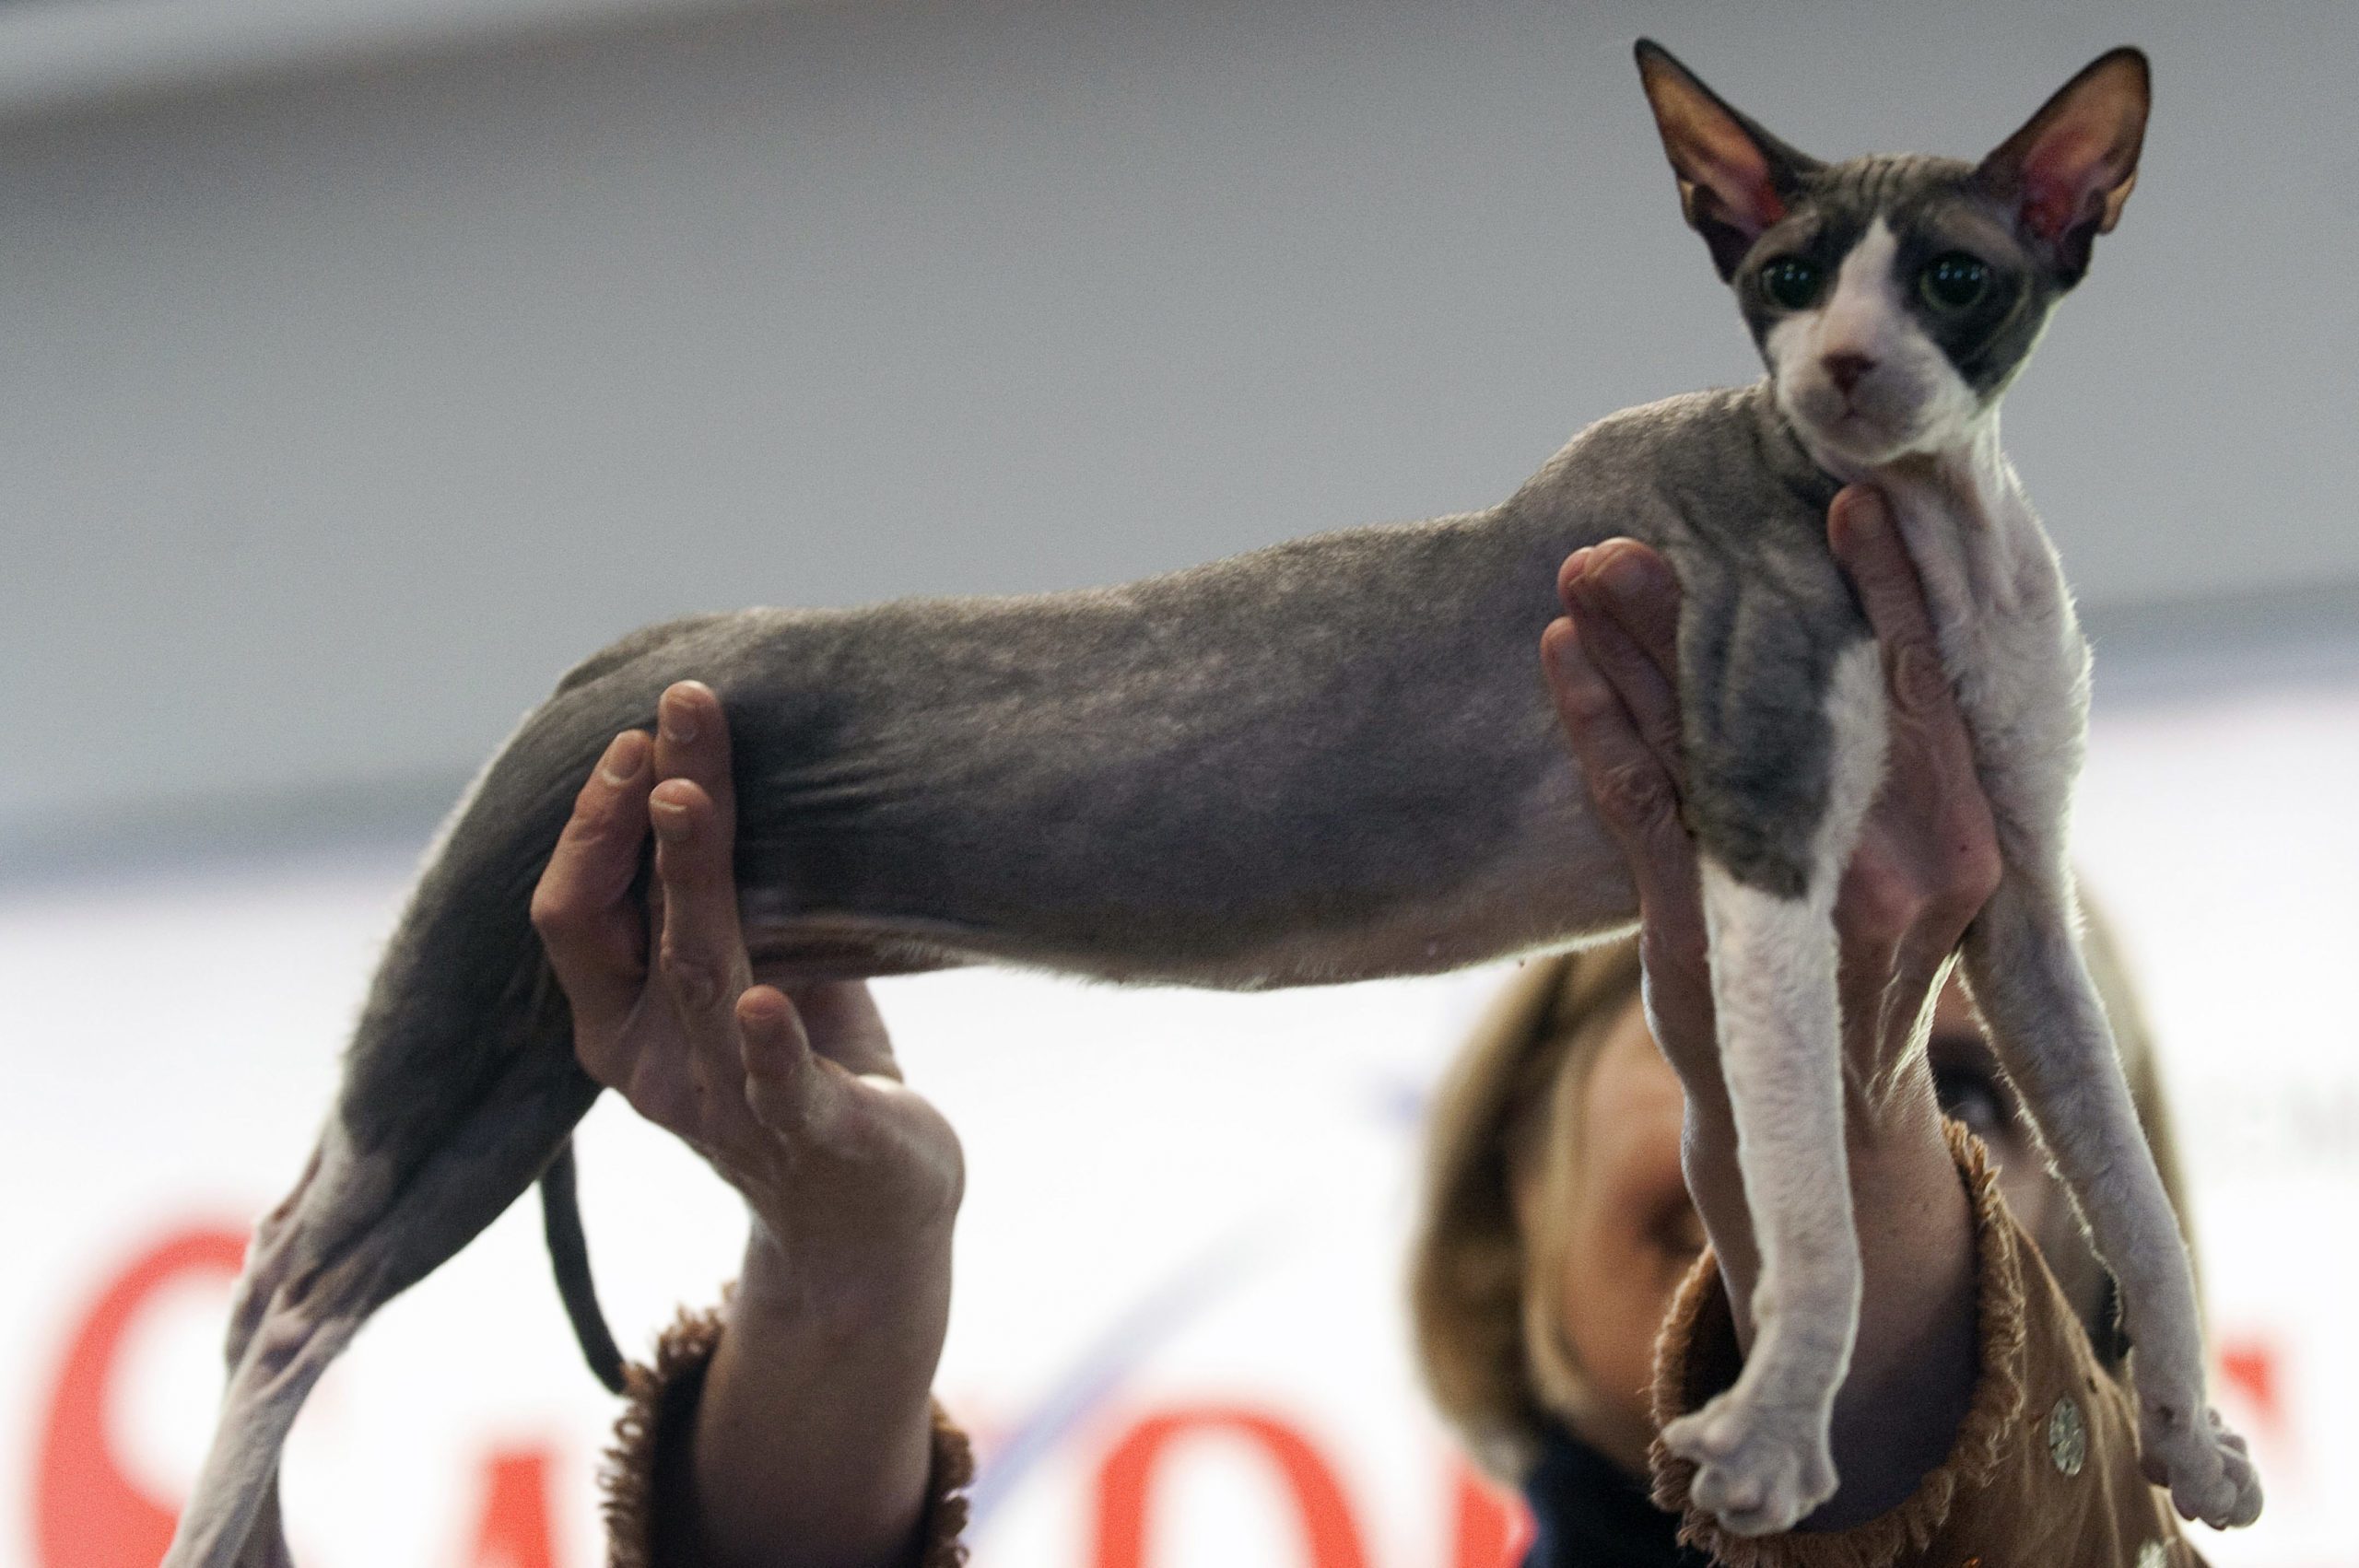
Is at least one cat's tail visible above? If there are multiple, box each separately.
[541,1136,627,1392]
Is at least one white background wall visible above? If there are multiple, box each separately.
[5,687,2355,1568]
[2,3,2354,1566]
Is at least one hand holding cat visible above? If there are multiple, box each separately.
[531,679,960,1563]
[531,680,964,1279]
[1542,485,2001,1396]
[1542,485,2001,1126]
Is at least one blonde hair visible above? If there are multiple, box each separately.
[1408,940,1643,1479]
[1409,900,2193,1480]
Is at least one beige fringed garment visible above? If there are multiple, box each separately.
[1649,1124,2205,1568]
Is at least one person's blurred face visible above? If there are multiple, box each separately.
[1543,998,1703,1473]
[1924,980,2052,1235]
[1543,974,2081,1474]
[1923,978,2108,1327]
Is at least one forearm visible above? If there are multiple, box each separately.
[672,1223,956,1568]
[1682,1066,1977,1527]
[1813,1073,1977,1527]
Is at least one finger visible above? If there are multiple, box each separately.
[789,980,902,1082]
[651,776,750,1030]
[1827,488,1954,728]
[1567,568,1685,790]
[1578,538,1683,683]
[530,731,654,1046]
[739,985,848,1138]
[650,685,750,1117]
[1556,544,1597,611]
[1542,616,1690,880]
[1828,486,1999,936]
[653,681,735,847]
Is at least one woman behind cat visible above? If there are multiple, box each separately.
[534,488,2212,1566]
[1413,911,2192,1566]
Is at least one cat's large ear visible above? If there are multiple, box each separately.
[1977,48,2149,287]
[1634,40,1821,281]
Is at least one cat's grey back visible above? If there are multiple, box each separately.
[701,505,1580,979]
[1513,382,1846,592]
[573,383,1856,980]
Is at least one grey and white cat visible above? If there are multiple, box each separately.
[166,41,2259,1566]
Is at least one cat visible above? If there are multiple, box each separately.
[165,41,2259,1565]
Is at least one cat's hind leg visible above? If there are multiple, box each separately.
[165,1033,600,1567]
[1961,872,2261,1527]
[162,1247,366,1568]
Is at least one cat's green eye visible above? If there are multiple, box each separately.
[1759,256,1822,310]
[1919,252,1990,311]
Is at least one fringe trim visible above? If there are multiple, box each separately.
[1646,1121,2032,1568]
[917,1400,977,1568]
[597,1289,976,1568]
[601,1297,730,1568]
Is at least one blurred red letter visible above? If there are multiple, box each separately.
[1449,1457,1531,1568]
[1093,1406,1367,1568]
[462,1446,561,1568]
[35,1223,249,1568]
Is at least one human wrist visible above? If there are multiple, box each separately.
[1838,1047,1957,1192]
[691,1220,954,1568]
[737,1210,956,1331]
[1812,1060,1976,1525]
[1680,1102,1763,1320]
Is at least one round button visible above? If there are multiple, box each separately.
[2048,1394,2087,1477]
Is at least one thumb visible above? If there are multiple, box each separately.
[1543,617,1691,881]
[739,986,847,1139]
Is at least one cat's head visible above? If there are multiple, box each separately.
[1635,41,2148,470]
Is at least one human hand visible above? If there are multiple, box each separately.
[530,680,963,1287]
[534,678,958,1566]
[1538,486,2001,1122]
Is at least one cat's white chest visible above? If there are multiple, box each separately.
[1875,435,2092,851]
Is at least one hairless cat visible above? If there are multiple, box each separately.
[166,41,2259,1565]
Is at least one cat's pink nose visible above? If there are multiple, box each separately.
[1823,352,1877,396]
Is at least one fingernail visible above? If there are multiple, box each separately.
[659,691,699,745]
[598,732,644,785]
[1545,616,1582,673]
[1594,544,1647,595]
[1842,489,1889,541]
[650,794,689,839]
[1566,546,1594,580]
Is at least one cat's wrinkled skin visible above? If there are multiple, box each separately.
[165,42,2255,1567]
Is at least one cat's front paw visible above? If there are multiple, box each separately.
[1661,1390,1838,1536]
[2138,1398,2263,1529]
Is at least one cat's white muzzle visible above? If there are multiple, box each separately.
[1778,365,1972,467]
[1763,219,1984,468]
